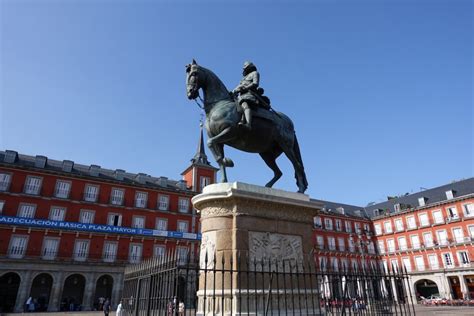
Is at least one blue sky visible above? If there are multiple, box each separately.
[1,0,472,206]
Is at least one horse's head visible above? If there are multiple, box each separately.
[185,59,202,100]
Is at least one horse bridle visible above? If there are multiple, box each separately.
[187,70,205,109]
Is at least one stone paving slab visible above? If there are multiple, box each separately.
[415,305,474,316]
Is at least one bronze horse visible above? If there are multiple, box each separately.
[186,60,308,193]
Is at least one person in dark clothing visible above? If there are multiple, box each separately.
[103,298,111,316]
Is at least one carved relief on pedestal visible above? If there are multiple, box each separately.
[199,231,216,269]
[249,232,303,271]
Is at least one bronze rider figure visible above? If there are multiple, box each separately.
[232,61,260,130]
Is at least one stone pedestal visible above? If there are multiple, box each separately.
[192,182,322,315]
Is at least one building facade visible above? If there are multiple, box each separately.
[366,178,474,301]
[0,131,217,313]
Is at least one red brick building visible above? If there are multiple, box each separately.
[366,178,474,301]
[0,129,217,313]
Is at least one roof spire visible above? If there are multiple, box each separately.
[191,119,210,166]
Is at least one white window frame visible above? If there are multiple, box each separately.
[374,223,382,235]
[200,176,211,190]
[84,184,99,202]
[428,254,439,269]
[0,200,4,213]
[177,246,189,264]
[394,218,404,232]
[432,209,444,224]
[156,218,168,231]
[437,229,448,246]
[8,235,29,258]
[17,203,36,218]
[442,252,454,268]
[54,180,71,199]
[129,243,143,263]
[387,239,395,253]
[135,191,148,208]
[107,213,123,227]
[328,237,336,250]
[452,227,464,243]
[423,232,434,247]
[468,225,474,239]
[384,221,393,234]
[73,239,90,262]
[110,188,125,206]
[457,251,470,266]
[79,209,95,224]
[462,203,474,218]
[178,197,189,213]
[158,195,169,211]
[324,218,333,230]
[49,206,66,221]
[414,256,425,271]
[418,213,430,227]
[406,216,417,230]
[354,222,361,234]
[42,237,60,260]
[177,220,189,233]
[103,241,118,263]
[24,175,42,195]
[132,215,146,229]
[446,206,459,220]
[410,234,421,250]
[154,245,166,259]
[398,236,407,251]
[0,172,12,191]
[316,235,324,249]
[335,219,342,231]
[402,257,412,272]
[345,221,352,233]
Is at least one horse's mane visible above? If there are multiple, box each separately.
[199,65,231,97]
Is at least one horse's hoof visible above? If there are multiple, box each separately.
[223,158,234,167]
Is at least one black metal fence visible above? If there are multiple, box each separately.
[122,252,415,316]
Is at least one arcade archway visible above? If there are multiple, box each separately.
[29,273,53,311]
[94,275,113,310]
[415,279,439,299]
[0,272,21,313]
[61,274,85,311]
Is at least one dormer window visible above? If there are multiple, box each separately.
[89,165,100,177]
[4,150,18,163]
[34,155,47,168]
[394,204,401,212]
[418,197,427,207]
[373,209,381,217]
[446,190,455,200]
[62,160,74,172]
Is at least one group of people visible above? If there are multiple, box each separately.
[167,297,185,316]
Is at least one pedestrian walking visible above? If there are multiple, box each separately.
[178,301,185,316]
[103,298,111,316]
[116,300,124,316]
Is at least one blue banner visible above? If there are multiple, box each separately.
[0,215,201,240]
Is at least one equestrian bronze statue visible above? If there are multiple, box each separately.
[186,59,308,193]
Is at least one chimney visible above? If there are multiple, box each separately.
[34,155,47,169]
[4,150,18,163]
[89,165,101,177]
[115,169,125,181]
[62,160,74,172]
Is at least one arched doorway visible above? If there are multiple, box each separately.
[94,275,113,310]
[29,273,53,312]
[415,279,439,300]
[61,274,85,311]
[0,272,21,313]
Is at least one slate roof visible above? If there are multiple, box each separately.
[0,150,193,193]
[364,177,474,218]
[311,198,368,219]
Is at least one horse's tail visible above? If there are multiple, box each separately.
[293,133,308,190]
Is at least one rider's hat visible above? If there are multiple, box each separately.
[242,61,256,75]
